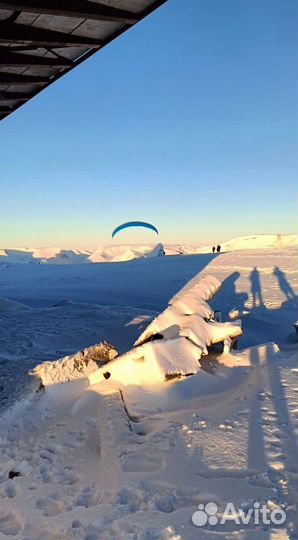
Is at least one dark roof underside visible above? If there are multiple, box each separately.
[0,0,167,121]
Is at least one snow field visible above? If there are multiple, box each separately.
[0,242,297,539]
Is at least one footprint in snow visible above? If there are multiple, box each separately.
[0,506,23,536]
[73,485,104,508]
[39,464,80,485]
[36,496,65,517]
[0,480,19,499]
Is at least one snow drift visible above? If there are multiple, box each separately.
[0,297,31,312]
[87,274,242,386]
[34,273,242,389]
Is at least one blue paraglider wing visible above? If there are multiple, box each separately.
[112,221,159,238]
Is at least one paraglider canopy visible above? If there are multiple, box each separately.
[112,221,159,238]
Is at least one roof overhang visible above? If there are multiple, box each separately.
[0,0,167,121]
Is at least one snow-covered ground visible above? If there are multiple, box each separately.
[1,234,296,264]
[0,243,297,539]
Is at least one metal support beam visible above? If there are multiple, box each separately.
[0,1,139,24]
[0,72,49,83]
[0,22,103,48]
[0,49,73,66]
[0,105,13,111]
[0,91,29,100]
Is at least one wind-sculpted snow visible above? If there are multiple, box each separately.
[33,342,118,386]
[0,247,92,264]
[32,274,242,388]
[88,274,242,385]
[134,274,223,347]
[132,275,222,345]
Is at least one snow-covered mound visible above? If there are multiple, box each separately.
[40,249,92,264]
[0,248,36,264]
[89,243,165,263]
[33,273,242,389]
[198,234,297,253]
[146,243,165,258]
[88,274,242,386]
[0,297,31,312]
[0,247,92,264]
[33,342,118,386]
[164,244,200,256]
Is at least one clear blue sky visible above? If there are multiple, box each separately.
[0,0,296,249]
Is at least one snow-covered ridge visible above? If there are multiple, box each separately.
[197,234,297,253]
[89,243,166,263]
[0,234,296,264]
[0,247,92,264]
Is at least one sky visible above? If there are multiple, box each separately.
[0,0,297,249]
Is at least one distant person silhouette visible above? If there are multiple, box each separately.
[212,246,215,253]
[249,267,264,308]
[273,267,296,300]
[216,245,221,253]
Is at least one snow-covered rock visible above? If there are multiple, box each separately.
[33,342,118,386]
